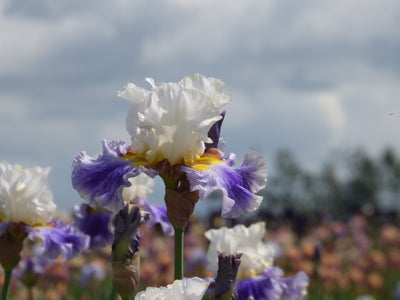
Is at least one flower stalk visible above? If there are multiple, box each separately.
[163,171,199,280]
[1,270,12,300]
[0,223,27,300]
[174,228,184,280]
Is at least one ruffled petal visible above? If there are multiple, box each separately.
[281,271,309,300]
[28,219,89,261]
[205,222,274,278]
[72,140,158,212]
[237,267,283,300]
[0,162,56,225]
[135,277,210,300]
[236,267,309,300]
[119,74,230,166]
[183,150,267,218]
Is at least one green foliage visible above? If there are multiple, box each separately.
[260,147,400,222]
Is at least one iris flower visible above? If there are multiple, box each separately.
[72,74,267,221]
[205,222,275,279]
[0,162,88,262]
[205,222,309,300]
[0,163,56,226]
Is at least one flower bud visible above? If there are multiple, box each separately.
[111,204,149,298]
[214,252,242,300]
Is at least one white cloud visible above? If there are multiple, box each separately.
[311,92,346,140]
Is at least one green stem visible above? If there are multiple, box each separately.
[1,270,12,300]
[108,287,116,300]
[28,287,34,300]
[174,228,184,280]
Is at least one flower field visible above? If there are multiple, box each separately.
[1,211,399,300]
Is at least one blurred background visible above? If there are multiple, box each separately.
[1,1,400,299]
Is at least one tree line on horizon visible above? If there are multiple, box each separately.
[252,147,400,230]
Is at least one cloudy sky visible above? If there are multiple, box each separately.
[1,0,399,214]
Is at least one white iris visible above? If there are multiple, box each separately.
[0,162,56,226]
[118,74,231,166]
[205,222,275,278]
[134,277,209,300]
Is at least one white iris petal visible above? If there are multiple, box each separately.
[134,277,209,300]
[0,162,56,226]
[205,222,275,278]
[119,74,231,165]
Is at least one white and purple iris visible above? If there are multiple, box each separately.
[0,162,89,261]
[205,223,309,300]
[71,74,267,219]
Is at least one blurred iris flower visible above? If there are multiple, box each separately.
[205,222,309,300]
[0,162,88,262]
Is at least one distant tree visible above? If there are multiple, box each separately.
[376,148,400,213]
[259,147,400,223]
[340,150,379,217]
[258,150,319,232]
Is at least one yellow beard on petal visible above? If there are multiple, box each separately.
[190,148,224,171]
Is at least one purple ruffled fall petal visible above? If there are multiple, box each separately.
[237,267,309,300]
[280,271,310,300]
[28,219,89,261]
[183,150,267,218]
[71,140,157,212]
